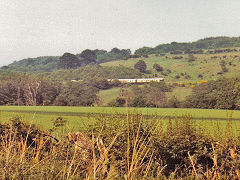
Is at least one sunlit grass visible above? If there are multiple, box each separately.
[101,51,240,83]
[0,106,239,137]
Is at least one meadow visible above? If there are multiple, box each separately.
[0,106,240,136]
[1,105,240,119]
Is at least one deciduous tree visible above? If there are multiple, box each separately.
[59,52,80,69]
[79,49,97,65]
[134,60,147,73]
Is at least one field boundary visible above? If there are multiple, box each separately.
[1,110,240,121]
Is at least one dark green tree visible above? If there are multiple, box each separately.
[59,52,80,69]
[0,74,25,105]
[79,49,97,65]
[134,47,153,56]
[184,78,240,109]
[123,82,170,107]
[54,81,99,106]
[110,48,121,54]
[134,60,147,73]
[120,49,131,57]
[144,82,169,107]
[0,73,59,106]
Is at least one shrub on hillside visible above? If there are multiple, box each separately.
[109,79,122,87]
[175,75,180,79]
[153,63,164,72]
[134,60,147,73]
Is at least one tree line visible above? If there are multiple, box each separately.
[134,36,240,56]
[1,71,240,110]
[0,71,171,107]
[184,77,240,109]
[4,36,240,73]
[0,72,114,106]
[1,48,131,72]
[108,76,240,110]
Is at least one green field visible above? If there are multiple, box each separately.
[1,105,240,118]
[0,106,240,136]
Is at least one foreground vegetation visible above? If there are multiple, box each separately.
[0,112,239,179]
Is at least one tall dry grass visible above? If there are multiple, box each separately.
[0,113,239,179]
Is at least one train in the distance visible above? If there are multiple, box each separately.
[71,78,164,84]
[107,78,164,84]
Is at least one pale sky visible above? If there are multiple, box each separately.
[1,0,240,66]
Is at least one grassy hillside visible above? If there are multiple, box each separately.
[47,65,142,82]
[102,48,240,83]
[2,56,60,72]
[97,87,121,106]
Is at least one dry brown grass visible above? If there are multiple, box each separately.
[0,114,239,179]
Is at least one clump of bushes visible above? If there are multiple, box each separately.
[220,60,228,73]
[184,77,240,109]
[172,56,183,60]
[198,74,203,79]
[175,75,180,79]
[153,63,164,72]
[134,60,147,73]
[188,54,196,62]
[108,97,126,107]
[111,82,171,108]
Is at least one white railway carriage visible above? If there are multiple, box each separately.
[107,78,164,84]
[118,79,137,83]
[136,78,164,83]
[72,78,164,84]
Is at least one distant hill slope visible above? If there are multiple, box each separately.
[134,36,240,55]
[102,48,240,83]
[1,48,131,72]
[1,56,60,72]
[47,65,143,82]
[2,36,240,83]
